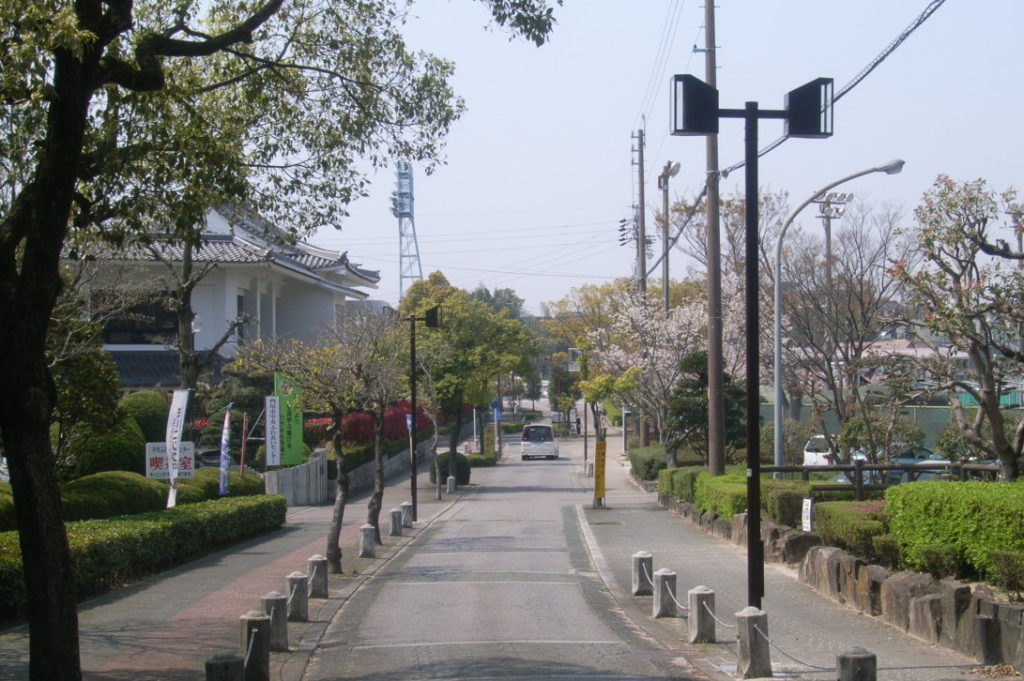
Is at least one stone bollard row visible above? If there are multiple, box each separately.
[631,551,653,596]
[688,585,715,643]
[400,501,413,528]
[261,591,288,652]
[286,572,308,622]
[239,610,270,681]
[359,524,376,558]
[446,475,457,494]
[307,554,329,599]
[652,568,677,618]
[390,508,403,537]
[736,606,771,679]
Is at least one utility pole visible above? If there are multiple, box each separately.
[634,129,648,293]
[703,0,725,476]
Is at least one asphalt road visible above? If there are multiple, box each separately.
[303,435,698,681]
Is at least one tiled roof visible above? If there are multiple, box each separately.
[110,350,225,388]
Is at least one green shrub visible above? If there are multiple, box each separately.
[989,551,1024,596]
[61,471,166,522]
[814,500,887,558]
[117,390,169,443]
[693,471,747,520]
[886,481,1024,577]
[430,453,471,485]
[629,445,666,481]
[468,451,497,467]
[65,416,147,479]
[0,495,286,624]
[872,534,901,568]
[918,543,965,579]
[657,466,705,503]
[761,479,813,528]
[502,421,526,434]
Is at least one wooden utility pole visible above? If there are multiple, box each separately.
[634,128,648,293]
[704,0,725,475]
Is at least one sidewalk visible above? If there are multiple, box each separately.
[0,459,465,681]
[578,428,982,681]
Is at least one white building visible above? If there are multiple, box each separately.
[92,205,385,387]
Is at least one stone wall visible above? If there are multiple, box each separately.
[657,491,1024,669]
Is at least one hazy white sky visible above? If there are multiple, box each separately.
[311,0,1023,315]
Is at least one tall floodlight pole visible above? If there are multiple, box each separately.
[672,72,834,609]
[658,161,681,313]
[772,162,905,471]
[393,162,423,301]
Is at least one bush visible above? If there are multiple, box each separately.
[989,551,1024,596]
[430,453,470,485]
[65,416,147,478]
[117,390,169,443]
[814,500,887,559]
[918,543,965,579]
[61,471,167,522]
[658,466,704,503]
[468,451,497,467]
[629,445,667,481]
[872,534,901,568]
[694,471,747,520]
[761,479,814,528]
[886,481,1024,577]
[0,494,286,624]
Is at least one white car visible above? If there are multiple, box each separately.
[521,425,559,460]
[802,435,836,466]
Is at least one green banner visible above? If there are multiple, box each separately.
[275,373,304,466]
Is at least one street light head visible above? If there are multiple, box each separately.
[667,161,681,178]
[880,159,906,175]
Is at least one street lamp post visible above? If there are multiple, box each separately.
[771,160,905,472]
[407,305,440,521]
[672,72,834,609]
[658,161,681,313]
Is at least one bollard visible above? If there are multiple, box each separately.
[400,501,413,528]
[286,572,308,622]
[260,591,288,652]
[585,461,594,477]
[736,606,772,679]
[307,555,329,599]
[389,508,403,537]
[446,475,456,494]
[838,646,876,681]
[631,551,653,596]
[359,524,376,558]
[239,610,270,681]
[688,585,716,643]
[652,568,677,618]
[205,654,243,681]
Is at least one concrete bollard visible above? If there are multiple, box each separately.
[239,610,270,681]
[260,591,288,652]
[838,646,877,681]
[359,524,376,558]
[631,551,653,596]
[736,606,772,679]
[688,585,716,643]
[286,572,308,622]
[205,654,243,681]
[400,501,413,528]
[389,508,403,537]
[652,568,677,618]
[307,555,328,599]
[585,461,594,477]
[447,475,457,493]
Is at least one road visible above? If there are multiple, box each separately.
[303,433,697,681]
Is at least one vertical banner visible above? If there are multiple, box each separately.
[239,411,250,476]
[275,373,304,466]
[219,406,232,496]
[594,440,607,501]
[165,389,191,508]
[265,396,281,467]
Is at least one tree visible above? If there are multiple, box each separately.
[470,284,525,319]
[667,351,746,465]
[894,175,1023,480]
[0,3,559,675]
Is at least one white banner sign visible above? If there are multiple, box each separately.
[265,396,281,467]
[802,498,814,532]
[145,442,195,479]
[165,389,191,508]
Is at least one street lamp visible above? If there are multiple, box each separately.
[771,160,905,474]
[672,72,834,609]
[407,305,440,521]
[658,161,681,313]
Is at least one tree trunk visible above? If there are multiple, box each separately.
[366,409,385,544]
[326,425,349,573]
[448,409,465,481]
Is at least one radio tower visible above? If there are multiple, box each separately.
[391,161,422,300]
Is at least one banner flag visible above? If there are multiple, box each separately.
[219,406,232,496]
[165,389,191,508]
[275,373,304,466]
[265,396,281,466]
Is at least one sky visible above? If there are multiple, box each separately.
[310,0,1023,316]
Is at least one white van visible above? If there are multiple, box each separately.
[521,424,559,460]
[802,435,836,466]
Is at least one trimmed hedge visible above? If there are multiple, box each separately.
[117,390,169,443]
[886,480,1024,579]
[694,471,747,520]
[629,445,667,481]
[0,494,286,624]
[469,451,497,467]
[658,466,704,503]
[430,453,471,485]
[813,500,887,558]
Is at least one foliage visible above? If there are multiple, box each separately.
[667,350,747,465]
[871,534,901,569]
[629,445,667,481]
[60,416,147,480]
[468,451,498,467]
[693,471,748,521]
[0,495,285,625]
[918,544,965,579]
[117,391,170,444]
[760,479,813,528]
[430,453,471,485]
[886,480,1024,578]
[813,500,887,559]
[658,466,705,503]
[761,418,816,467]
[837,415,925,462]
[989,551,1024,598]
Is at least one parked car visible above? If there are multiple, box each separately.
[887,446,951,484]
[802,435,836,466]
[520,424,559,461]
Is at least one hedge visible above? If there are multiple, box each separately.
[117,390,169,443]
[886,480,1024,579]
[813,500,887,558]
[430,453,471,485]
[629,445,667,482]
[693,471,747,520]
[658,466,704,503]
[0,494,286,624]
